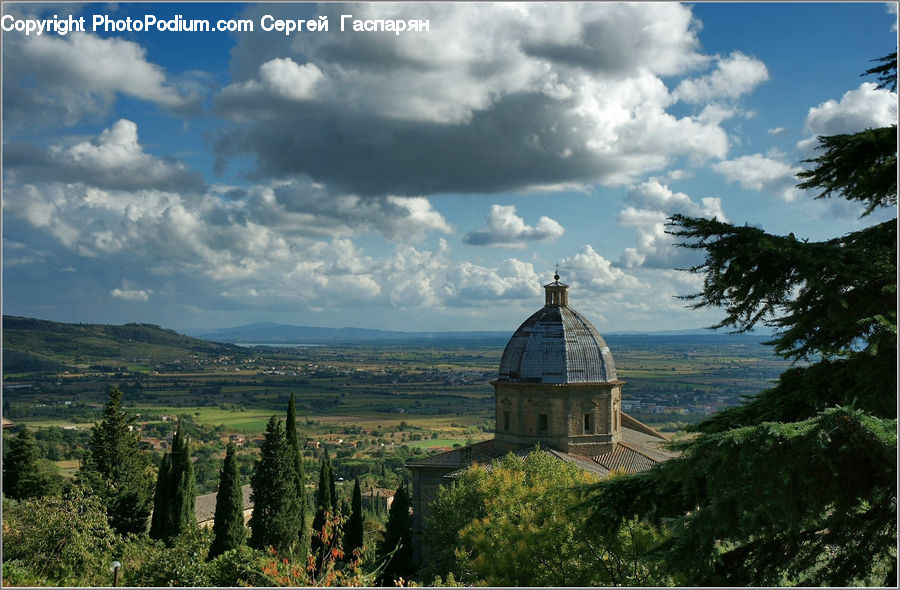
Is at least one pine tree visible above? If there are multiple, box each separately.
[165,418,197,540]
[249,416,301,554]
[343,478,365,559]
[377,485,413,586]
[285,393,309,555]
[149,452,171,540]
[78,387,154,535]
[3,426,62,500]
[310,450,334,564]
[585,56,897,586]
[209,443,247,560]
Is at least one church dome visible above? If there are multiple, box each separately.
[497,276,617,384]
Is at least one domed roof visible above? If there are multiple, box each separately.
[497,278,617,384]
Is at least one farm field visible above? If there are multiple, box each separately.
[4,321,794,495]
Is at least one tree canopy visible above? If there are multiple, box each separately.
[423,451,669,586]
[2,426,62,501]
[248,416,302,555]
[209,443,247,560]
[78,387,155,535]
[583,56,897,586]
[285,393,309,555]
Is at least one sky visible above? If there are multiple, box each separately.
[2,2,897,335]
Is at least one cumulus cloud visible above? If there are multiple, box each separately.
[464,205,564,247]
[3,30,198,127]
[111,286,152,302]
[674,52,769,103]
[560,245,642,292]
[617,180,727,269]
[218,58,324,118]
[212,3,733,196]
[797,82,898,153]
[5,119,205,192]
[712,151,803,201]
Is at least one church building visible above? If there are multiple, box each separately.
[407,274,673,562]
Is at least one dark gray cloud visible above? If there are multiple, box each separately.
[212,3,727,197]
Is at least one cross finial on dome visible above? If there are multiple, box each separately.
[554,262,560,283]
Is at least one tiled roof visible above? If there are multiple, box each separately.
[362,486,395,498]
[195,484,252,524]
[405,439,509,468]
[592,442,661,474]
[409,422,675,479]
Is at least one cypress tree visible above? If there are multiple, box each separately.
[78,387,154,535]
[149,452,171,540]
[377,485,413,586]
[285,393,309,555]
[249,416,301,554]
[310,450,333,563]
[209,443,246,560]
[343,478,365,559]
[3,426,62,500]
[165,418,197,540]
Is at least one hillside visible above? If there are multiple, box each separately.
[2,316,247,376]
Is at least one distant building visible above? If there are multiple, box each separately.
[194,484,253,528]
[407,275,674,563]
[361,486,395,512]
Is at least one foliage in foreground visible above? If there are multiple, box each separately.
[3,490,374,587]
[584,55,898,586]
[423,451,670,586]
[2,484,118,586]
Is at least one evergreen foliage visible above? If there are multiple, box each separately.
[167,418,198,540]
[78,387,154,535]
[209,443,248,560]
[2,426,62,500]
[148,418,198,542]
[376,484,413,586]
[311,449,336,566]
[149,452,172,540]
[285,392,309,555]
[584,56,898,586]
[343,478,365,559]
[248,416,301,554]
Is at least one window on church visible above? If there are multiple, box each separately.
[503,410,510,431]
[538,413,548,433]
[584,413,593,433]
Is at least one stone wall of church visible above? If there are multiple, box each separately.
[493,382,623,456]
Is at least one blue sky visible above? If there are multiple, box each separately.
[2,2,897,334]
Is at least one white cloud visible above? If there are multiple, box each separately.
[4,31,197,126]
[617,180,727,269]
[797,82,898,152]
[218,58,324,116]
[767,127,785,135]
[560,245,642,292]
[464,204,564,247]
[712,151,803,201]
[675,51,769,103]
[111,287,152,302]
[5,119,204,192]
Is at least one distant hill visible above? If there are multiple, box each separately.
[191,322,510,344]
[191,322,771,345]
[2,316,246,375]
